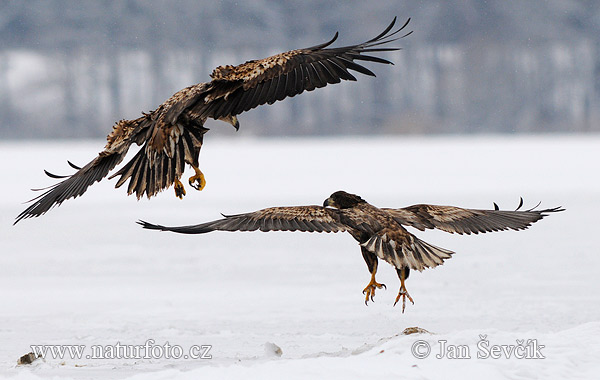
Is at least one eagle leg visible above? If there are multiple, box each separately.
[174,177,186,199]
[394,267,414,313]
[362,269,386,306]
[188,165,206,191]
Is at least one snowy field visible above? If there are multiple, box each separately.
[0,135,598,379]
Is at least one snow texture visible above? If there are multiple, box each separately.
[1,135,598,379]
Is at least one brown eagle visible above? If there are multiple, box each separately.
[15,18,411,224]
[138,190,563,312]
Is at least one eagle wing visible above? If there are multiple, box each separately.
[382,202,564,235]
[137,206,347,234]
[14,115,154,224]
[165,17,411,123]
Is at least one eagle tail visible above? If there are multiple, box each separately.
[109,147,154,196]
[108,126,205,199]
[408,236,455,271]
[361,233,454,272]
[14,151,128,224]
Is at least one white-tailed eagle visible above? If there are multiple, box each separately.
[138,191,563,312]
[15,18,411,224]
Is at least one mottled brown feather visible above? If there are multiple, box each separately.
[382,204,563,235]
[139,206,347,234]
[188,17,410,120]
[14,115,152,224]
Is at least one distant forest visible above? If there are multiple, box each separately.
[1,0,600,139]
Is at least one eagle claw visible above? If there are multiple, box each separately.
[363,280,386,305]
[188,167,206,191]
[189,178,202,191]
[393,286,414,313]
[174,178,186,199]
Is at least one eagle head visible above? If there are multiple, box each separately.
[323,191,365,209]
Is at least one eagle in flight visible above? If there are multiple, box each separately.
[138,191,563,312]
[15,18,411,224]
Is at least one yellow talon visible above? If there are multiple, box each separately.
[188,166,206,191]
[362,270,386,305]
[393,268,414,313]
[174,177,186,199]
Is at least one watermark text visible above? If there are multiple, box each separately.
[411,334,545,360]
[30,340,212,360]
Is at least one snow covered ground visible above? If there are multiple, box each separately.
[0,135,598,379]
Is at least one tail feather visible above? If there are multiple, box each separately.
[108,126,205,199]
[361,232,454,272]
[408,235,454,271]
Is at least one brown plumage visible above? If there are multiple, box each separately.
[138,190,563,312]
[15,18,411,224]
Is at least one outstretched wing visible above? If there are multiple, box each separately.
[383,201,564,235]
[166,17,412,123]
[138,206,347,234]
[14,116,153,224]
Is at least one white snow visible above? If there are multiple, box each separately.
[0,135,598,379]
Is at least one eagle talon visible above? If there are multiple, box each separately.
[174,178,186,199]
[188,166,206,191]
[393,286,414,313]
[362,274,386,305]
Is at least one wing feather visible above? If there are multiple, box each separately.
[274,72,289,102]
[326,57,357,81]
[138,206,347,234]
[336,56,376,77]
[194,18,410,121]
[265,75,280,103]
[15,116,152,224]
[312,60,336,85]
[284,69,297,99]
[383,203,564,235]
[231,86,255,114]
[295,64,306,95]
[304,63,316,91]
[318,60,342,84]
[308,62,326,88]
[246,83,264,112]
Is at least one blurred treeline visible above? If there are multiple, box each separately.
[1,0,599,139]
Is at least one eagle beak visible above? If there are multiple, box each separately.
[323,197,335,208]
[219,115,239,131]
[231,115,239,131]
